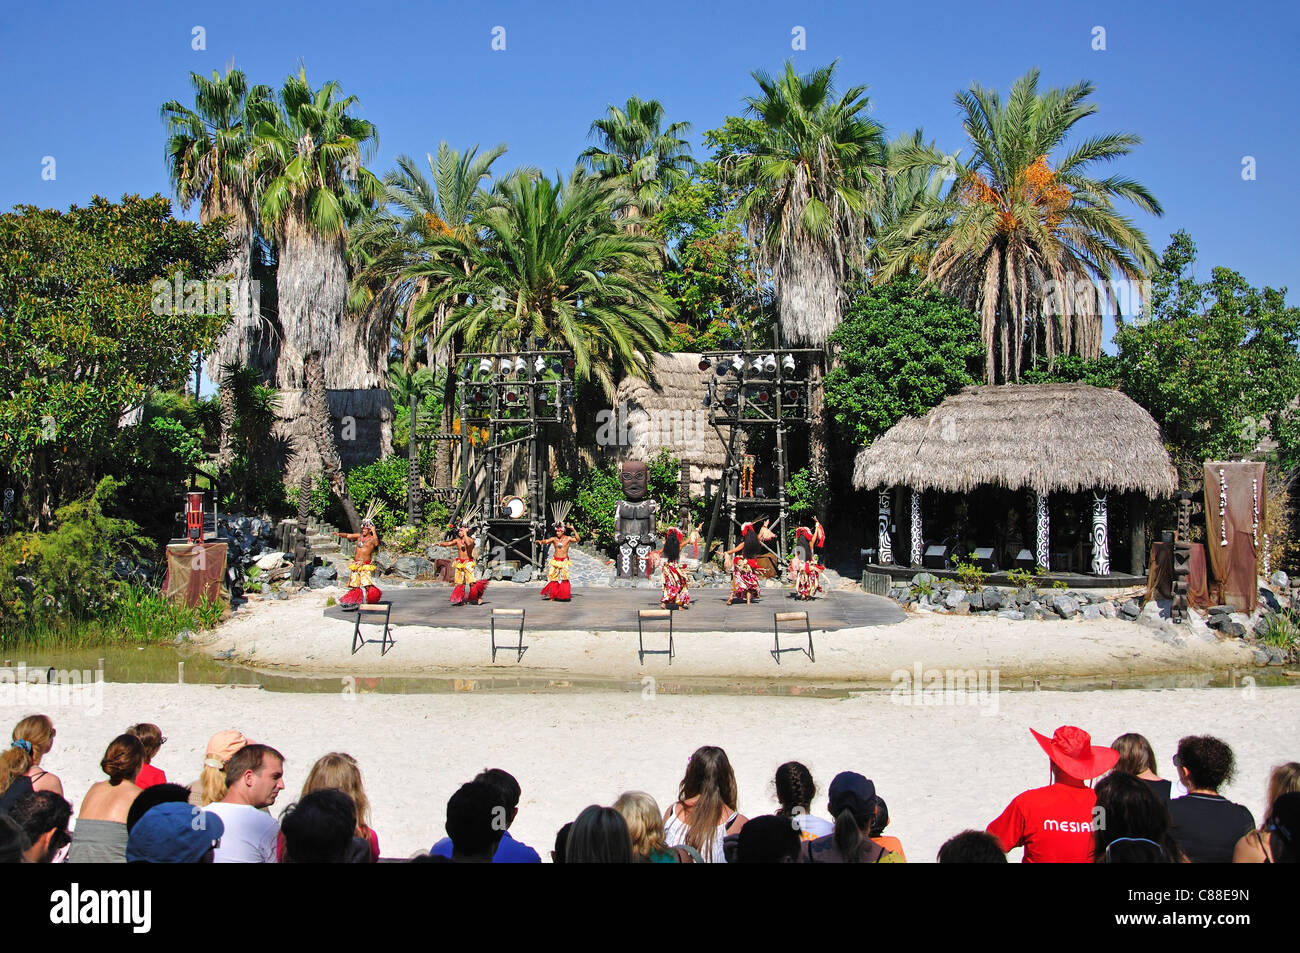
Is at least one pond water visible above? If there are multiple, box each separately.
[2,646,1296,697]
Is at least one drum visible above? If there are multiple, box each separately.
[501,496,526,518]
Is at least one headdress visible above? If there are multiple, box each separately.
[550,501,572,533]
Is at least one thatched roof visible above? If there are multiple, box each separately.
[852,384,1177,497]
[615,353,729,490]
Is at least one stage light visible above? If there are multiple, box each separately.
[762,354,777,373]
[698,356,712,372]
[478,358,494,375]
[730,355,744,373]
[782,354,795,372]
[505,387,520,403]
[756,389,770,404]
[550,359,563,374]
[715,362,728,377]
[722,390,738,407]
[751,356,764,372]
[513,356,526,375]
[563,355,576,371]
[498,357,512,375]
[784,388,801,403]
[534,356,546,374]
[537,387,549,405]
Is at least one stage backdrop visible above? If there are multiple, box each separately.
[1203,461,1265,612]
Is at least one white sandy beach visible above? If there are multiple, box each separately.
[11,679,1297,863]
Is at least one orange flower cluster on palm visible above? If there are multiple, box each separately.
[960,155,1071,232]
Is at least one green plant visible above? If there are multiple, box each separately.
[1007,567,1038,590]
[1257,611,1299,656]
[954,556,987,592]
[286,476,330,522]
[345,458,409,534]
[909,580,935,600]
[387,524,422,553]
[1052,580,1070,591]
[325,596,336,607]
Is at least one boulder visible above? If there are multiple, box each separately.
[910,572,938,588]
[311,564,338,583]
[997,609,1025,621]
[1267,646,1290,665]
[255,551,287,570]
[944,589,966,610]
[965,589,984,610]
[1269,571,1289,590]
[391,556,436,580]
[1119,600,1141,620]
[1218,621,1248,638]
[1258,588,1282,613]
[1137,599,1171,627]
[1015,589,1035,606]
[1207,604,1233,616]
[1051,594,1079,619]
[1098,602,1118,619]
[513,564,533,584]
[1251,647,1271,666]
[1081,605,1102,620]
[981,588,1004,611]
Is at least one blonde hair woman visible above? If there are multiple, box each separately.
[277,752,379,862]
[0,715,63,813]
[192,730,248,806]
[1234,762,1300,863]
[615,791,700,863]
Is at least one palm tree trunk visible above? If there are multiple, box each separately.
[216,377,238,503]
[204,222,265,382]
[304,350,361,533]
[276,211,348,390]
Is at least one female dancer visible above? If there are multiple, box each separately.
[656,526,691,609]
[790,517,826,600]
[724,520,772,605]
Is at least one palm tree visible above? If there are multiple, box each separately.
[162,67,274,380]
[720,60,887,347]
[877,69,1162,383]
[870,129,962,277]
[581,96,694,229]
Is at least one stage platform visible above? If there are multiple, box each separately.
[323,585,905,632]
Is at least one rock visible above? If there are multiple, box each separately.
[1228,612,1252,628]
[1051,594,1079,619]
[1219,621,1248,638]
[312,563,338,581]
[1082,605,1102,620]
[910,572,937,588]
[1267,646,1289,665]
[1252,647,1271,665]
[1269,571,1289,590]
[513,564,533,584]
[1028,600,1042,615]
[1207,604,1233,616]
[1120,600,1141,620]
[1015,589,1035,606]
[950,603,971,615]
[307,574,333,590]
[1258,588,1282,613]
[944,589,966,610]
[997,609,1025,621]
[391,556,436,580]
[981,588,1003,611]
[255,551,287,570]
[1137,600,1171,627]
[1098,602,1117,619]
[14,575,35,598]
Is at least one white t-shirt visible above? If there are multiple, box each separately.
[206,802,279,863]
[791,812,834,841]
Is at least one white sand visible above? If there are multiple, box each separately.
[16,679,1297,862]
[204,586,1254,681]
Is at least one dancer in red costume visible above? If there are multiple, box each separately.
[724,520,775,606]
[655,527,692,609]
[790,517,826,600]
[336,521,382,610]
[430,523,488,605]
[538,523,580,601]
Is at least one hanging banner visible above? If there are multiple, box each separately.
[1202,461,1264,612]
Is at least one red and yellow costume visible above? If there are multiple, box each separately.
[540,555,572,601]
[658,527,692,608]
[340,558,382,607]
[450,555,488,606]
[790,525,826,600]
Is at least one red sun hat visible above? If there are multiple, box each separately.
[1030,725,1118,780]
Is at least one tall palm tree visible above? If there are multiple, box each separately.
[162,68,274,380]
[581,96,694,229]
[877,69,1162,383]
[870,129,961,277]
[720,60,887,347]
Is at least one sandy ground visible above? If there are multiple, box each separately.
[14,680,1297,863]
[202,584,1256,682]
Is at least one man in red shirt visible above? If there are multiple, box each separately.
[987,725,1118,863]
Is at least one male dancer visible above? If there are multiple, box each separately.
[336,520,382,610]
[538,523,580,601]
[431,523,488,605]
[790,517,827,600]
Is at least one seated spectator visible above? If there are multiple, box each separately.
[987,725,1117,863]
[1093,771,1185,863]
[126,723,168,790]
[205,744,285,863]
[664,746,747,863]
[800,772,903,863]
[126,802,224,863]
[280,789,358,863]
[1234,762,1300,863]
[430,768,539,863]
[1266,792,1299,863]
[735,815,801,863]
[1168,735,1255,863]
[565,805,633,863]
[67,733,145,863]
[8,790,72,863]
[868,796,907,861]
[126,784,193,833]
[1,714,63,812]
[773,761,832,842]
[278,752,380,862]
[1,814,27,862]
[442,781,507,863]
[937,830,1008,863]
[615,790,699,863]
[551,822,573,864]
[1110,732,1171,805]
[191,729,248,807]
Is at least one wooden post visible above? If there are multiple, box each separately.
[1035,490,1050,571]
[910,488,923,566]
[878,487,893,564]
[1129,495,1146,576]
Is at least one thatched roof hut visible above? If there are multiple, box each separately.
[852,384,1177,497]
[615,352,729,492]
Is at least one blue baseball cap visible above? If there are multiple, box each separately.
[126,803,224,863]
[827,772,876,814]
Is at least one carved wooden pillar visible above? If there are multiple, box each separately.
[1035,490,1050,571]
[877,488,894,564]
[1091,492,1111,575]
[910,488,923,567]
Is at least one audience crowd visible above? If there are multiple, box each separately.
[2,714,1295,863]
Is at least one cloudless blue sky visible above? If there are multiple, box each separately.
[3,0,1297,352]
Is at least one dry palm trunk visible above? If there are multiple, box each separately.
[216,378,238,503]
[276,212,348,390]
[203,217,269,381]
[304,350,361,533]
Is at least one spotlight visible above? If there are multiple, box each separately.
[537,387,549,405]
[698,356,712,372]
[505,387,519,403]
[563,355,576,371]
[498,357,512,375]
[784,387,801,403]
[782,354,795,372]
[534,356,546,374]
[715,363,728,378]
[756,389,770,404]
[513,356,526,375]
[751,356,764,372]
[722,390,738,407]
[478,357,494,375]
[472,386,488,403]
[550,359,563,374]
[763,354,777,373]
[730,355,744,373]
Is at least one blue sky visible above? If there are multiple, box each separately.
[3,0,1297,345]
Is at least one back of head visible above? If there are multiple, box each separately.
[742,527,761,558]
[735,815,801,863]
[1175,735,1234,790]
[127,723,164,762]
[101,733,145,786]
[1111,733,1158,777]
[8,790,72,860]
[303,752,369,831]
[613,790,666,859]
[473,767,522,817]
[0,815,28,863]
[773,761,816,818]
[280,789,357,863]
[2,714,54,791]
[565,805,633,863]
[224,743,283,789]
[1266,763,1300,824]
[827,772,876,864]
[1094,772,1176,863]
[679,745,737,856]
[663,531,681,562]
[445,781,505,860]
[552,822,573,864]
[127,783,193,832]
[1269,792,1300,864]
[869,796,890,837]
[937,830,1008,863]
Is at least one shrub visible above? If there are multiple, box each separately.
[1257,611,1299,657]
[954,556,987,592]
[346,458,410,534]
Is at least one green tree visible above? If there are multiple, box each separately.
[877,69,1162,383]
[824,274,982,446]
[581,96,694,229]
[0,195,229,528]
[1116,231,1300,480]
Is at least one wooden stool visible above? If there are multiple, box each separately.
[352,602,395,656]
[772,610,813,664]
[491,608,527,663]
[637,609,675,664]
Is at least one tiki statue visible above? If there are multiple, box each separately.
[614,460,658,578]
